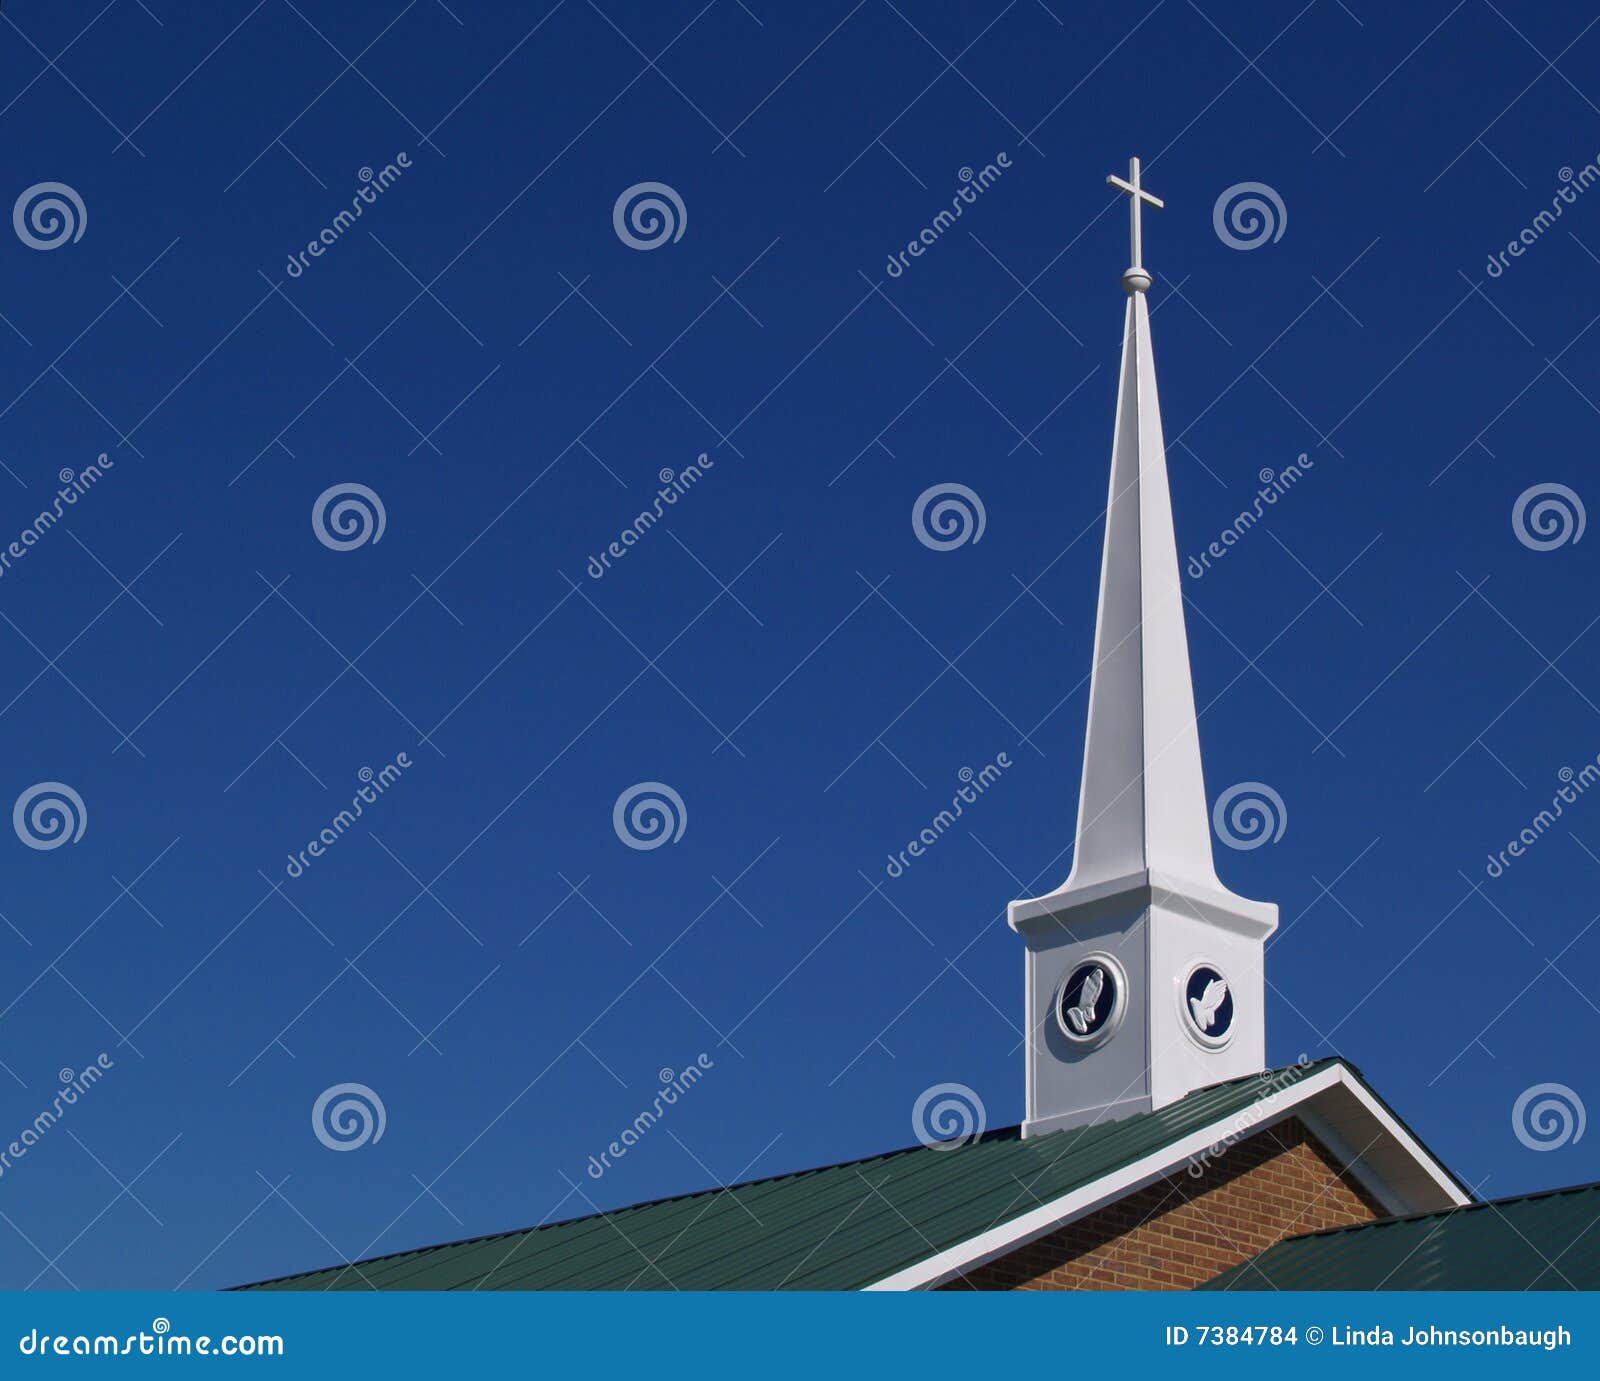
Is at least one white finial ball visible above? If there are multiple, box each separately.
[1122,267,1152,294]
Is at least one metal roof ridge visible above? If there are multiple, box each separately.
[233,1130,1031,1288]
[233,1056,1348,1290]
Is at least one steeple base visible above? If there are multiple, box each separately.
[1012,879,1276,1138]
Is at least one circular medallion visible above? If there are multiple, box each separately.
[1181,962,1234,1049]
[1055,954,1126,1048]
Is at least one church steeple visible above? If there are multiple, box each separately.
[1009,160,1277,1138]
[1046,159,1225,897]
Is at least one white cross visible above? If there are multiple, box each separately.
[1107,157,1163,275]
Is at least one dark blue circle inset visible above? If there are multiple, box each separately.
[1184,965,1234,1043]
[1058,960,1119,1042]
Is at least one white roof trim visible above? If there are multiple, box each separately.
[1296,1067,1468,1218]
[865,1064,1468,1291]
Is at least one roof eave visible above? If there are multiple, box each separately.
[863,1061,1469,1291]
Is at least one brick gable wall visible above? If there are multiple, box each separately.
[940,1116,1384,1290]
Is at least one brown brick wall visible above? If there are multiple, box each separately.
[941,1116,1384,1290]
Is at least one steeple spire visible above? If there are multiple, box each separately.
[1058,161,1214,898]
[1008,160,1277,1138]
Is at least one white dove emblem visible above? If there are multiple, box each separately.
[1065,966,1105,1034]
[1189,977,1228,1031]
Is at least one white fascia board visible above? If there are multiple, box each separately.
[1299,1068,1472,1217]
[864,1064,1467,1291]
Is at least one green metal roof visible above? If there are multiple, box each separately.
[1202,1180,1600,1290]
[243,1058,1353,1291]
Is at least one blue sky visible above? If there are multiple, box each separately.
[1,0,1598,1290]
